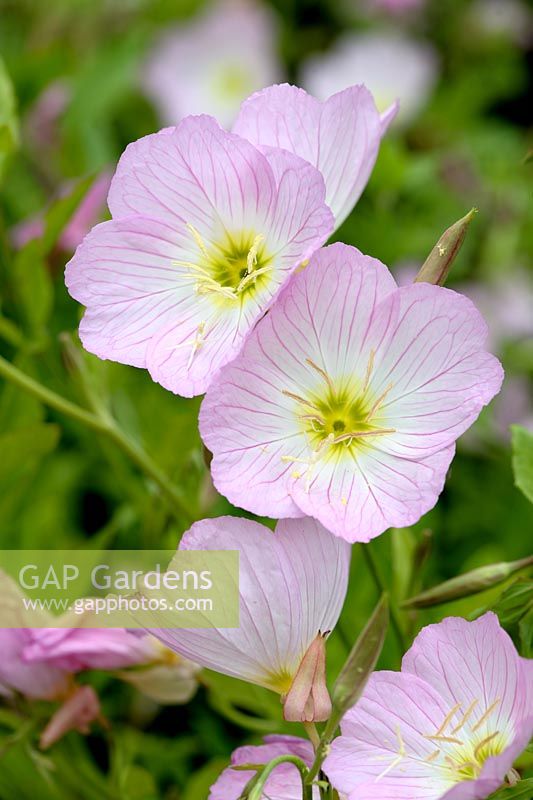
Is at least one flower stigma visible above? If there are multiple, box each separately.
[173,224,272,303]
[280,350,396,491]
[374,697,507,787]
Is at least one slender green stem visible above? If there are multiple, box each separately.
[361,544,406,652]
[0,354,191,522]
[238,755,309,799]
[305,739,330,785]
[303,721,320,750]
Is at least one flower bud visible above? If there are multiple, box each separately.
[402,555,533,609]
[327,594,388,737]
[415,208,478,286]
[282,632,332,723]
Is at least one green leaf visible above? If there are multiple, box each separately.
[487,779,533,799]
[519,609,533,657]
[492,579,533,626]
[0,57,18,182]
[10,240,53,336]
[328,594,389,736]
[511,426,533,504]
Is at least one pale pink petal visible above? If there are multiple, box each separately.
[324,672,454,800]
[65,217,196,368]
[201,243,502,541]
[210,735,316,800]
[149,516,350,691]
[24,628,154,672]
[402,613,532,735]
[200,243,396,519]
[108,116,276,233]
[233,83,386,227]
[288,444,455,543]
[366,284,504,459]
[0,630,70,701]
[145,148,333,396]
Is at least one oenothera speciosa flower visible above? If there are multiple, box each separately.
[0,569,198,710]
[209,735,317,800]
[24,627,200,706]
[65,115,333,396]
[149,516,350,722]
[324,613,533,800]
[200,243,503,542]
[143,0,282,128]
[233,83,397,230]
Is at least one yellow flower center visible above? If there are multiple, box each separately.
[280,352,396,492]
[174,224,272,304]
[377,698,508,785]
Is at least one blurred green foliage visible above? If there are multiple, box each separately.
[0,0,532,797]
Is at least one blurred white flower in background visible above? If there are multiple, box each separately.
[142,0,282,128]
[301,31,438,127]
[470,0,533,47]
[367,0,425,12]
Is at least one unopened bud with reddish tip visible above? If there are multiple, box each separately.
[415,208,478,286]
[40,685,102,749]
[402,555,533,609]
[282,632,332,723]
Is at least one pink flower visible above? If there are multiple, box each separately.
[149,515,350,722]
[23,627,155,672]
[65,116,333,397]
[12,172,111,251]
[233,83,396,230]
[0,630,71,701]
[301,33,438,128]
[27,627,202,705]
[209,735,317,799]
[324,613,533,800]
[143,0,282,128]
[200,243,503,542]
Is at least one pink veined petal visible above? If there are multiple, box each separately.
[200,243,502,540]
[65,216,202,368]
[324,671,455,800]
[200,243,397,519]
[233,83,385,228]
[148,516,350,690]
[365,284,504,459]
[145,148,333,397]
[402,613,532,736]
[326,618,533,800]
[288,443,455,543]
[108,115,277,234]
[210,735,317,800]
[0,630,70,701]
[23,628,154,672]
